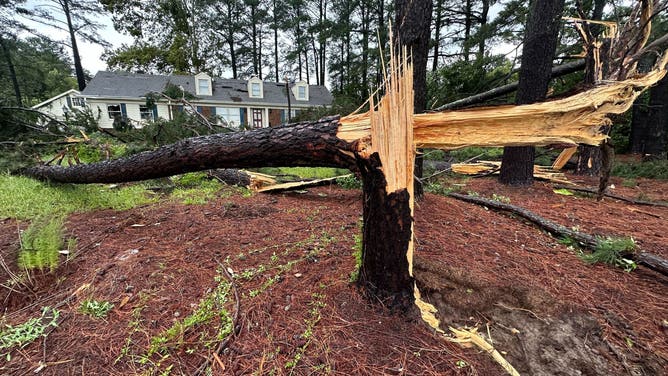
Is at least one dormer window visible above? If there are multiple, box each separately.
[195,73,212,96]
[292,81,309,101]
[248,76,263,99]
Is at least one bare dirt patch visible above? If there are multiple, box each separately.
[1,175,667,375]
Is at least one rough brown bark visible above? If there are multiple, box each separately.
[499,0,565,186]
[23,116,356,183]
[357,153,415,311]
[395,0,432,199]
[449,192,668,277]
[630,74,668,157]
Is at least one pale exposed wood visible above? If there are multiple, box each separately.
[338,53,668,150]
[451,161,573,184]
[256,175,349,193]
[552,147,578,169]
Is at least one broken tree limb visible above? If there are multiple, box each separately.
[552,184,668,208]
[432,60,586,111]
[447,192,668,277]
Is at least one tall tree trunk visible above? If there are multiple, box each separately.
[631,74,668,157]
[463,0,472,63]
[431,0,444,72]
[227,6,238,79]
[251,4,259,76]
[395,0,433,198]
[62,0,86,90]
[0,36,22,107]
[499,0,565,186]
[360,3,370,100]
[273,0,279,82]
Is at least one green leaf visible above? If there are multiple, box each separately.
[553,188,574,196]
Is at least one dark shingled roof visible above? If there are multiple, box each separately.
[82,71,333,107]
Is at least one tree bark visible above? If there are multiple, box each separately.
[62,0,86,91]
[395,0,433,199]
[357,153,415,311]
[630,74,668,157]
[23,116,356,183]
[499,0,565,186]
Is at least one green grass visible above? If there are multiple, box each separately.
[253,167,351,180]
[0,174,154,220]
[612,159,668,180]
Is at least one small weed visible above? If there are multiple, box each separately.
[425,182,456,196]
[349,221,363,283]
[0,306,60,361]
[284,292,326,373]
[147,267,233,357]
[491,193,511,203]
[79,299,114,319]
[579,237,638,272]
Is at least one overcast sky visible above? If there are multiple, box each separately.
[21,1,131,75]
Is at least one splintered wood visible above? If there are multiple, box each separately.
[338,52,668,150]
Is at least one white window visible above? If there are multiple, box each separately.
[71,97,86,107]
[107,104,121,119]
[292,81,309,101]
[139,105,154,121]
[195,73,212,95]
[198,79,209,94]
[216,107,242,128]
[251,82,261,97]
[248,77,263,98]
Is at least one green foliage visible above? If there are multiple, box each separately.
[611,159,668,180]
[336,175,362,190]
[447,147,504,162]
[580,237,637,272]
[137,112,222,146]
[0,306,60,361]
[79,299,115,319]
[427,56,514,109]
[0,36,76,107]
[170,173,224,205]
[349,221,363,283]
[18,216,67,271]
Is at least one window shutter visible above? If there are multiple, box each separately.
[152,105,158,119]
[120,103,127,117]
[210,107,216,116]
[66,96,72,108]
[197,106,203,113]
[239,108,246,126]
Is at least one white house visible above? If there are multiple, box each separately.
[77,71,333,129]
[31,89,86,120]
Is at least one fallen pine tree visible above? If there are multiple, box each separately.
[448,192,668,276]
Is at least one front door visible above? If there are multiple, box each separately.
[252,108,263,128]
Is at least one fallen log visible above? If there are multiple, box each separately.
[448,192,668,277]
[552,184,668,208]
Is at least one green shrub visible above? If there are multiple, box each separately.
[612,159,668,180]
[1,307,60,361]
[336,175,362,189]
[18,217,66,271]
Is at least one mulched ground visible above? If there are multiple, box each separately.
[1,174,666,375]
